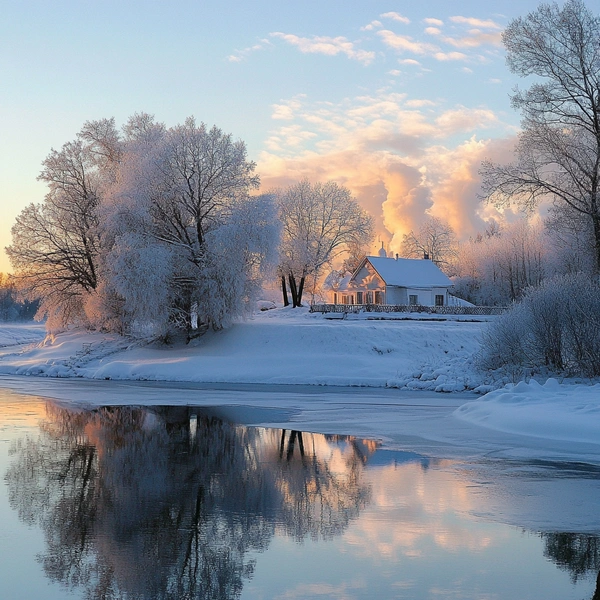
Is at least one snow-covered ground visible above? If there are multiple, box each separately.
[0,307,598,462]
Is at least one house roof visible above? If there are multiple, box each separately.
[357,256,452,288]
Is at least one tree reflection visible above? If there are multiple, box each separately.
[542,532,600,599]
[5,404,373,599]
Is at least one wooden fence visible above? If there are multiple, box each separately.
[310,303,506,316]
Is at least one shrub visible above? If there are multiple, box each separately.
[479,273,600,377]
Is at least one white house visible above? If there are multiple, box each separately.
[329,251,453,307]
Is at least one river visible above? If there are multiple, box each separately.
[0,377,598,599]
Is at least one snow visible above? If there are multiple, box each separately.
[0,308,486,389]
[365,255,452,287]
[455,378,600,445]
[0,323,46,347]
[0,307,598,463]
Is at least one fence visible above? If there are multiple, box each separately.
[310,303,506,316]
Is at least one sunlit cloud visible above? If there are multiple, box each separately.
[424,18,444,26]
[424,25,502,48]
[227,38,272,62]
[405,99,436,108]
[434,51,469,62]
[257,91,513,250]
[381,11,411,25]
[362,19,382,31]
[435,106,498,133]
[270,32,375,65]
[271,95,306,120]
[449,15,502,29]
[378,30,438,55]
[399,58,422,66]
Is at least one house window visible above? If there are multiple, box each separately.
[341,295,349,304]
[435,294,444,306]
[374,291,384,304]
[333,293,338,304]
[356,291,363,304]
[409,294,418,305]
[366,291,374,304]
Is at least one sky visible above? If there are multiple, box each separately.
[0,0,555,273]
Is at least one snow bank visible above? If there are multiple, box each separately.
[0,323,45,348]
[1,311,599,454]
[0,308,488,390]
[454,378,600,445]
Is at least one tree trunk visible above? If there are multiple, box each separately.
[288,274,300,307]
[281,276,290,307]
[591,209,600,276]
[297,276,305,307]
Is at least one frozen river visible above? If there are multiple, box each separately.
[0,377,599,599]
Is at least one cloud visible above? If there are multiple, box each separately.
[424,18,444,26]
[442,30,502,48]
[435,106,498,134]
[270,32,375,65]
[449,16,502,29]
[377,30,438,55]
[399,58,422,66]
[257,92,513,250]
[227,39,272,62]
[380,12,411,25]
[405,99,436,108]
[271,95,306,121]
[361,20,382,31]
[434,51,469,62]
[424,24,502,48]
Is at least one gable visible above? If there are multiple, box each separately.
[352,262,385,289]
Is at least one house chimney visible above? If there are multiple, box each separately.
[423,252,429,260]
[395,253,398,260]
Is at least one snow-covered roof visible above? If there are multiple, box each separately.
[359,256,452,288]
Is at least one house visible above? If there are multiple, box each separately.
[329,250,453,307]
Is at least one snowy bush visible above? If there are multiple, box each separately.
[479,273,600,377]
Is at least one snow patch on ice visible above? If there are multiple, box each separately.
[454,378,600,445]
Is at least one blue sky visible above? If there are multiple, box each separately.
[0,0,552,272]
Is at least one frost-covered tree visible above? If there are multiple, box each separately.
[6,119,121,330]
[276,180,373,307]
[481,0,600,272]
[400,216,458,271]
[453,219,547,305]
[7,114,278,336]
[105,116,278,336]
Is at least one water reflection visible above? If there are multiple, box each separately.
[5,403,390,599]
[3,399,599,600]
[543,533,600,599]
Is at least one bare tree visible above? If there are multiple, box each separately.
[5,120,120,329]
[276,180,373,307]
[480,0,600,271]
[400,216,457,270]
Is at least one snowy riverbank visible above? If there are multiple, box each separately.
[0,308,599,454]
